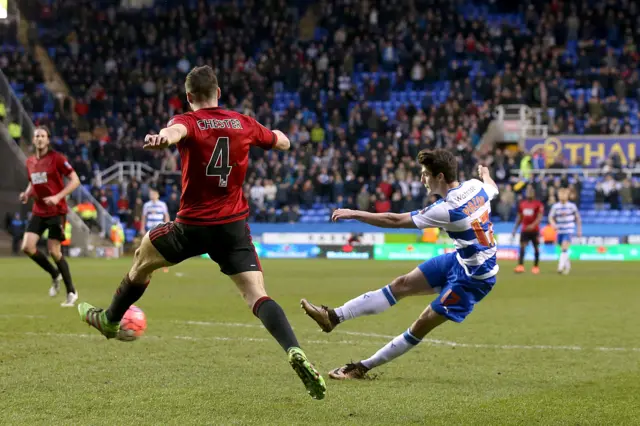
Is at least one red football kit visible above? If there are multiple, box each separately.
[167,107,276,226]
[518,199,544,232]
[26,150,74,217]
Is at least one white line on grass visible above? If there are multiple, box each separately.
[6,316,640,353]
[176,320,640,353]
[11,331,362,346]
[0,314,48,319]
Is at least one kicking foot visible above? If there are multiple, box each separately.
[49,274,62,297]
[288,347,326,400]
[531,266,540,275]
[77,302,120,339]
[328,362,370,380]
[300,299,338,333]
[61,291,78,307]
[514,265,525,273]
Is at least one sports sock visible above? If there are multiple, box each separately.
[559,250,568,271]
[533,245,540,267]
[361,329,422,369]
[518,245,525,265]
[253,297,299,352]
[105,274,149,323]
[334,285,396,323]
[54,256,75,294]
[28,250,59,279]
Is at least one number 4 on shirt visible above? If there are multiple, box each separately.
[206,137,233,187]
[471,211,495,247]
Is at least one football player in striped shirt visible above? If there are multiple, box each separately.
[548,188,582,275]
[301,149,500,379]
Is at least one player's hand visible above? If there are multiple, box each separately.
[143,134,170,150]
[332,208,357,222]
[477,165,490,179]
[43,194,61,206]
[19,192,29,204]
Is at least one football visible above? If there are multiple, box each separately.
[117,305,147,341]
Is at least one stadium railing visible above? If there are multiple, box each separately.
[95,162,158,188]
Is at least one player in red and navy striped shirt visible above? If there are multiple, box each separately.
[78,66,325,400]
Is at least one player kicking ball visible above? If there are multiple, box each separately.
[512,185,544,274]
[302,150,499,379]
[77,66,325,400]
[548,188,581,275]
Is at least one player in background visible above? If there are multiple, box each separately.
[548,188,581,275]
[512,185,544,274]
[142,189,170,234]
[301,150,499,380]
[20,126,80,306]
[77,66,326,400]
[142,189,170,273]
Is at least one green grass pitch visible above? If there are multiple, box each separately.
[1,258,639,425]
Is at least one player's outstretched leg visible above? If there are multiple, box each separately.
[48,239,78,306]
[22,232,61,295]
[329,305,448,380]
[301,268,434,333]
[231,272,326,400]
[78,234,170,339]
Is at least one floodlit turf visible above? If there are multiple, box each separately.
[1,257,640,425]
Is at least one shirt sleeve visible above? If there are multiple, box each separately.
[548,204,556,220]
[482,182,499,200]
[250,117,277,150]
[167,114,193,140]
[142,202,149,218]
[162,202,169,215]
[56,154,75,177]
[410,202,449,229]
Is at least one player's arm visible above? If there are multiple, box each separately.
[529,206,544,230]
[575,207,582,237]
[251,117,291,152]
[512,211,522,236]
[332,210,416,229]
[272,130,290,151]
[44,172,80,206]
[478,165,498,193]
[19,183,33,204]
[143,124,188,150]
[547,205,557,229]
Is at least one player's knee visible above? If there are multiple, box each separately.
[22,244,36,256]
[48,245,62,260]
[389,274,412,299]
[410,307,446,338]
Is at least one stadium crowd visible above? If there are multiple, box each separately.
[2,0,640,229]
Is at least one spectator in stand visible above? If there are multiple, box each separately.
[620,179,634,208]
[595,182,606,211]
[601,174,621,209]
[497,184,516,221]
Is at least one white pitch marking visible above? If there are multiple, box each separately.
[12,331,361,345]
[6,317,640,353]
[0,314,48,319]
[177,320,640,353]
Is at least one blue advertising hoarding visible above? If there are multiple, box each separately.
[524,136,638,168]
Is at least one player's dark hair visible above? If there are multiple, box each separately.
[185,66,218,103]
[34,125,51,138]
[417,149,458,183]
